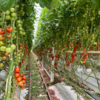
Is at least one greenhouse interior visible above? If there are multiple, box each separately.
[0,0,100,100]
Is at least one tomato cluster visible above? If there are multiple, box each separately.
[54,62,57,68]
[14,68,26,90]
[66,54,68,58]
[55,54,60,61]
[66,61,70,68]
[0,26,16,68]
[49,53,54,60]
[5,7,16,21]
[81,53,87,63]
[71,53,75,63]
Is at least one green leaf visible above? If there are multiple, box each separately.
[35,0,52,8]
[35,0,61,9]
[0,0,15,11]
[91,0,100,6]
[50,0,62,9]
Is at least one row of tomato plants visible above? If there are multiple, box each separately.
[0,0,36,99]
[33,0,100,99]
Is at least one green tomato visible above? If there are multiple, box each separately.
[0,46,6,51]
[6,48,12,53]
[93,42,97,45]
[18,60,20,62]
[22,53,24,56]
[5,15,11,20]
[18,24,22,27]
[20,50,22,52]
[0,22,2,25]
[21,10,23,12]
[11,13,16,17]
[14,52,17,55]
[0,63,4,68]
[11,44,16,50]
[0,57,2,61]
[11,17,15,21]
[10,8,15,12]
[98,11,100,15]
[17,20,21,24]
[14,36,16,39]
[5,10,10,14]
[18,54,20,57]
[0,18,2,21]
[22,4,24,6]
[19,27,23,31]
[0,41,4,46]
[18,57,21,60]
[22,32,25,35]
[19,31,23,34]
[8,40,11,43]
[16,5,19,8]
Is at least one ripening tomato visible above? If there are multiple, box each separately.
[15,80,18,84]
[2,56,7,60]
[0,28,5,35]
[5,52,9,56]
[15,68,20,73]
[22,76,26,80]
[19,44,22,47]
[17,77,22,82]
[0,35,5,41]
[18,50,20,53]
[15,73,20,78]
[0,63,4,67]
[20,73,23,76]
[21,86,25,90]
[22,80,26,84]
[18,81,24,87]
[6,27,13,33]
[6,33,12,38]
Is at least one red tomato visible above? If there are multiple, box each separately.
[15,68,20,73]
[20,73,23,76]
[5,52,9,56]
[17,77,22,82]
[18,62,21,67]
[22,76,26,80]
[15,73,20,78]
[0,28,5,35]
[6,27,13,33]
